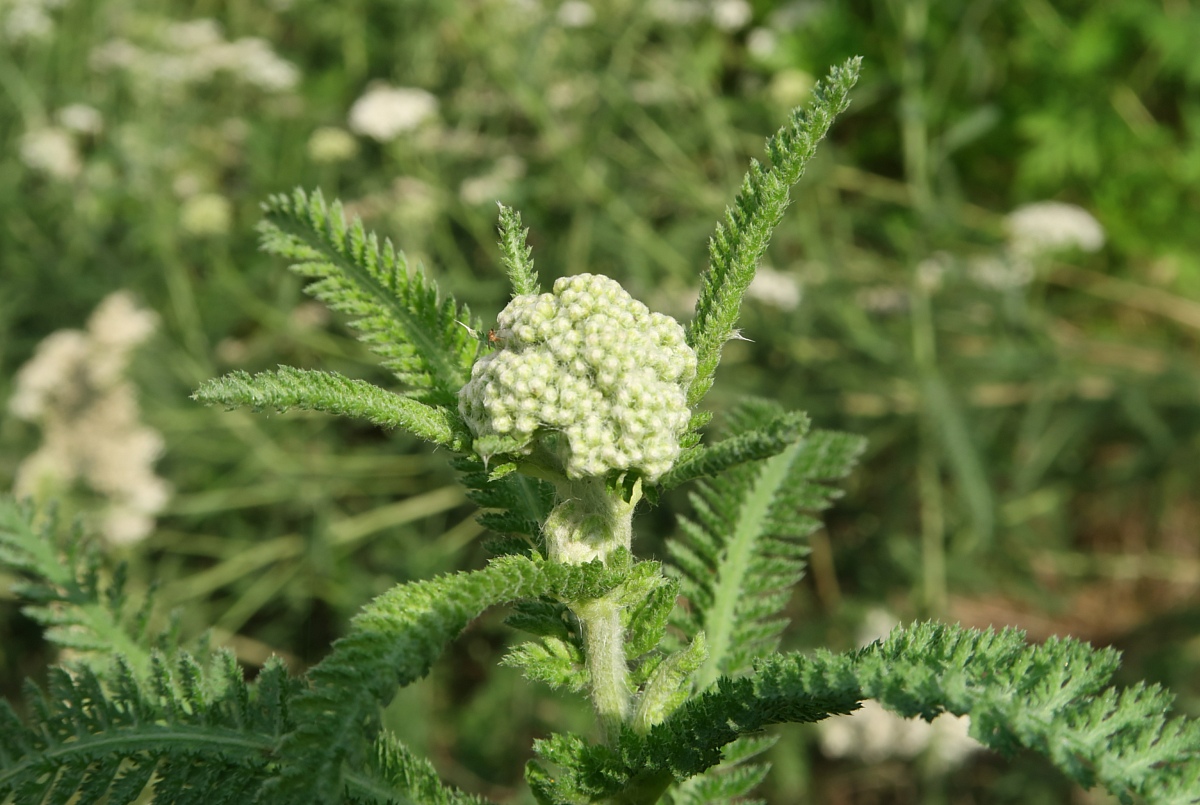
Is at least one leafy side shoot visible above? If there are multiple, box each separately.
[193,366,468,450]
[259,188,479,407]
[497,204,540,297]
[667,400,865,692]
[686,57,861,409]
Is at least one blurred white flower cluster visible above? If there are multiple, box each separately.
[969,200,1105,291]
[348,84,438,142]
[460,155,526,205]
[817,610,981,771]
[90,18,299,93]
[746,266,802,311]
[556,0,595,28]
[307,126,359,164]
[1005,200,1106,259]
[648,0,752,30]
[10,292,170,546]
[1,0,67,44]
[17,103,104,182]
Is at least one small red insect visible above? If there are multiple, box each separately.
[487,329,501,345]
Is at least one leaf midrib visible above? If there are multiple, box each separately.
[695,441,800,691]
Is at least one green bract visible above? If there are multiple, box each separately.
[458,273,696,482]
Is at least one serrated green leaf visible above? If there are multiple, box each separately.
[686,57,861,410]
[194,366,467,449]
[259,188,478,406]
[496,204,540,297]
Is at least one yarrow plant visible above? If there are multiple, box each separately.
[2,57,1199,804]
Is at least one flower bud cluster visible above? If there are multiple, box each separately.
[459,273,696,480]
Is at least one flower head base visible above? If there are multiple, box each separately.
[459,273,696,481]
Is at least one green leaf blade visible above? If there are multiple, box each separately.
[497,204,540,297]
[259,188,479,406]
[686,57,861,409]
[193,367,467,449]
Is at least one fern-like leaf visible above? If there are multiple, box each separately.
[686,57,860,409]
[193,367,468,449]
[653,408,810,496]
[259,188,479,406]
[496,204,539,297]
[454,455,555,556]
[0,652,299,805]
[272,553,634,803]
[665,401,864,691]
[0,499,167,680]
[540,622,1200,804]
[346,731,492,804]
[667,735,775,805]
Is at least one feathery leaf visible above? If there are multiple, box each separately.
[654,407,810,494]
[686,57,860,408]
[539,622,1200,804]
[193,367,468,449]
[348,731,493,805]
[665,401,864,691]
[0,499,167,681]
[272,553,634,803]
[0,652,299,805]
[497,204,540,297]
[259,188,479,406]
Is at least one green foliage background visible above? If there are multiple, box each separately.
[2,0,1198,801]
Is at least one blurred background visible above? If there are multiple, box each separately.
[2,0,1198,802]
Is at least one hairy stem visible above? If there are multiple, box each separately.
[543,476,642,742]
[575,594,631,744]
[544,477,638,564]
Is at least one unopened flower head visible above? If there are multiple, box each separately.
[459,273,696,481]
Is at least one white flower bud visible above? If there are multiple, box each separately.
[459,274,696,480]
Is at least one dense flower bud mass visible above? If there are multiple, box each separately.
[459,273,696,480]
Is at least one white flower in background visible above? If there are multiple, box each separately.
[746,266,802,311]
[557,0,595,27]
[746,27,777,58]
[712,0,752,31]
[55,103,103,135]
[19,127,81,180]
[648,0,705,24]
[163,18,223,50]
[769,68,815,109]
[818,609,981,771]
[172,171,204,198]
[348,84,438,142]
[2,0,66,43]
[10,292,169,546]
[224,37,299,92]
[307,126,359,163]
[857,285,909,313]
[1006,201,1105,259]
[968,253,1034,290]
[180,192,233,236]
[89,18,298,95]
[917,251,952,292]
[460,155,527,205]
[89,38,139,70]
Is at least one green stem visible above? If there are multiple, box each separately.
[543,476,641,743]
[575,594,630,744]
